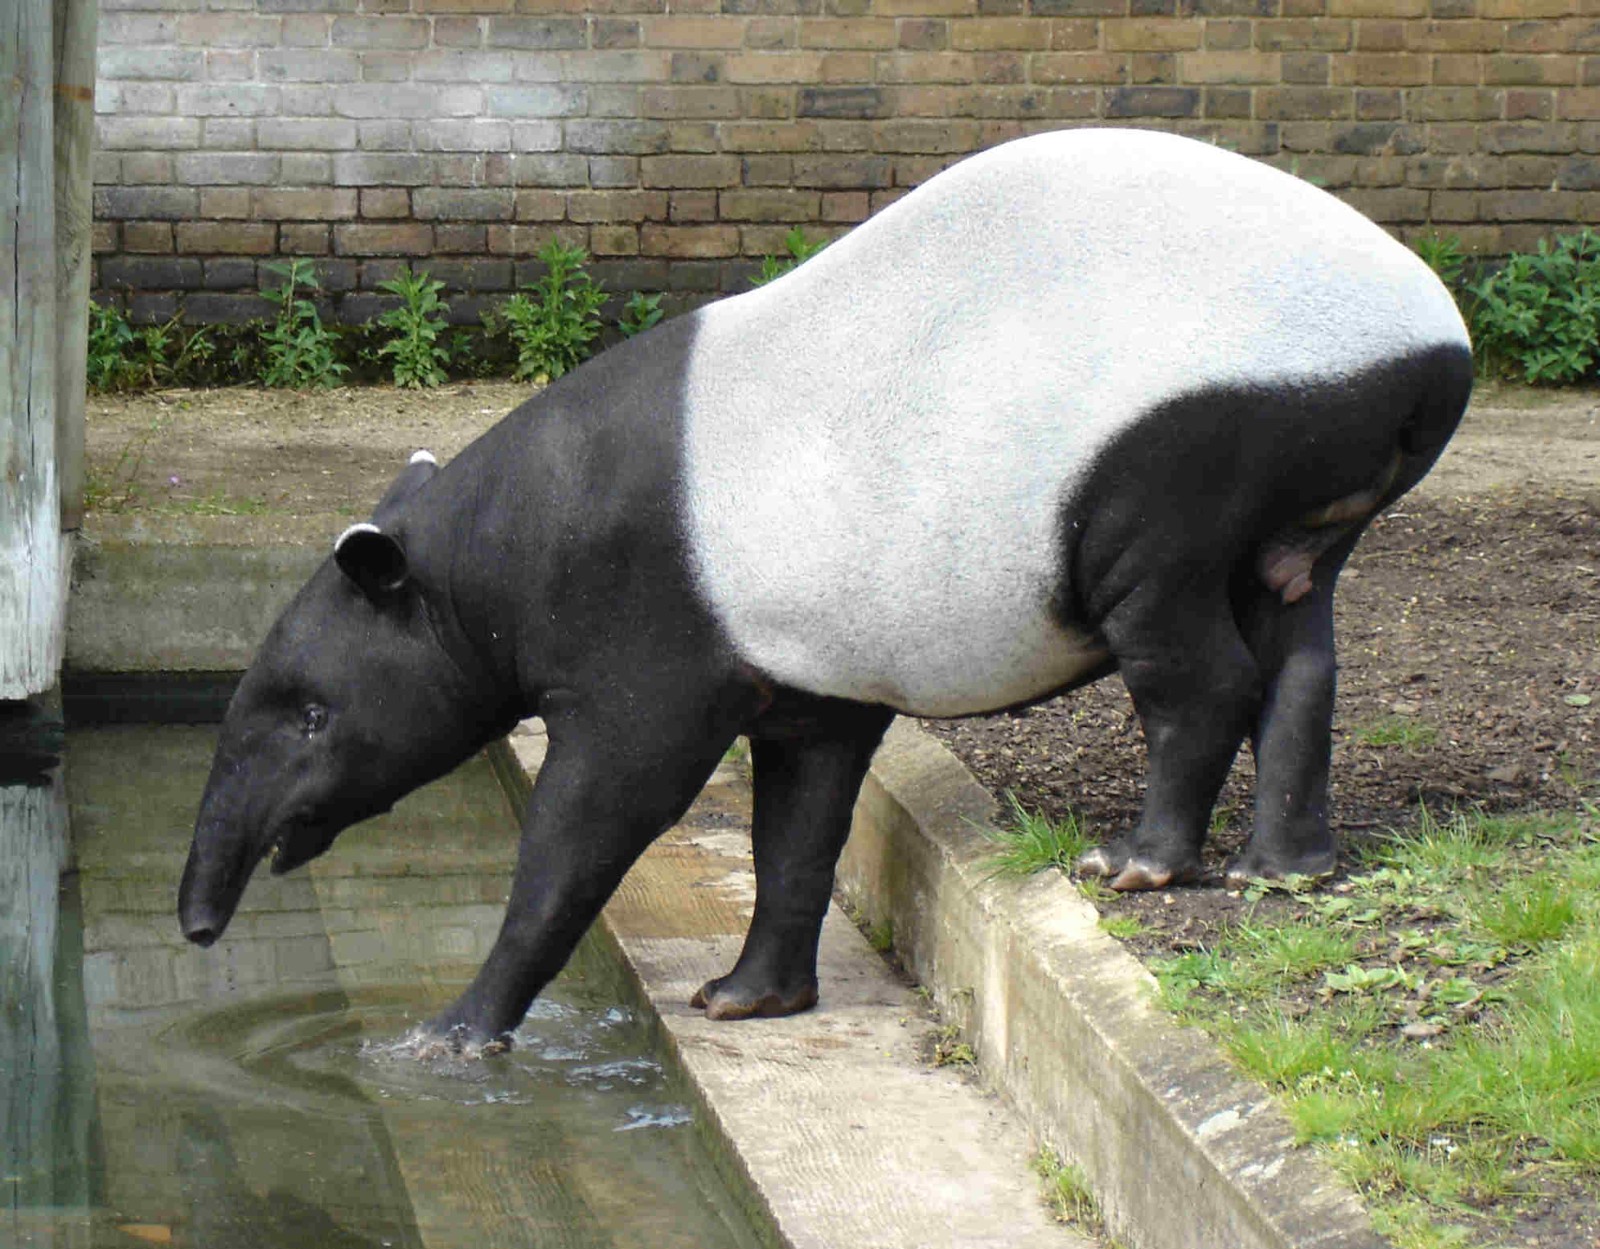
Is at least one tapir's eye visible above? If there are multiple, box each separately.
[302,704,329,736]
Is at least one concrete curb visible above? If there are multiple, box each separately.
[838,720,1385,1249]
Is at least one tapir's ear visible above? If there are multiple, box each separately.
[373,449,439,523]
[334,523,410,598]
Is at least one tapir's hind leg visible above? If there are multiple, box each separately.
[1078,584,1262,890]
[1225,529,1364,886]
[692,699,894,1020]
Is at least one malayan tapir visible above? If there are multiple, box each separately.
[179,127,1472,1051]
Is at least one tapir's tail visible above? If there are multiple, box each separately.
[1254,339,1473,605]
[1393,339,1475,487]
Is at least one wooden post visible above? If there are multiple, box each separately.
[2,0,74,699]
[54,0,97,533]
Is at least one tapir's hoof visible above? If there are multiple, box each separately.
[691,975,819,1021]
[1077,843,1201,892]
[1222,845,1338,889]
[402,1020,512,1060]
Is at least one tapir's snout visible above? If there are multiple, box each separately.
[178,832,250,948]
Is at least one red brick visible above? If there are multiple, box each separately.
[1486,55,1580,86]
[123,222,175,254]
[640,224,741,256]
[1254,18,1350,51]
[589,224,640,255]
[640,154,742,186]
[334,224,434,255]
[176,222,277,255]
[1104,17,1200,49]
[952,17,1051,48]
[1030,52,1129,82]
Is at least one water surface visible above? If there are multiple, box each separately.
[3,725,764,1249]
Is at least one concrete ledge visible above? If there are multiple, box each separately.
[838,720,1384,1249]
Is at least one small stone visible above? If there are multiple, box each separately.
[1402,1020,1445,1040]
[1390,700,1420,716]
[1488,764,1522,784]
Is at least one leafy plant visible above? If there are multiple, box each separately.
[87,300,141,391]
[375,267,451,389]
[618,291,664,338]
[1414,233,1465,289]
[259,259,347,389]
[496,240,607,383]
[87,303,212,391]
[751,226,827,287]
[1466,230,1600,385]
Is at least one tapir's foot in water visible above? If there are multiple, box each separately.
[691,971,818,1021]
[1077,838,1202,892]
[401,1015,513,1060]
[1222,840,1338,890]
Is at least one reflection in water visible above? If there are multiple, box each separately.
[0,725,762,1249]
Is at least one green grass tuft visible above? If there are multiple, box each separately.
[981,792,1095,878]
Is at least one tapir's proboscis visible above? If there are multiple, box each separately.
[180,129,1472,1052]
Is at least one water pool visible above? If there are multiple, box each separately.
[2,723,767,1249]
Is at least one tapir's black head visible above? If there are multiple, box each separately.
[179,452,509,947]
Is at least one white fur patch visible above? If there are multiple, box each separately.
[333,521,382,555]
[678,129,1469,717]
[410,449,437,466]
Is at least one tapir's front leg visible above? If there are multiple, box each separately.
[418,694,754,1053]
[692,699,895,1020]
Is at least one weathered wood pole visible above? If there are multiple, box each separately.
[2,0,82,699]
[54,0,97,533]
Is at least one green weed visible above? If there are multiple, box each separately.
[376,267,451,389]
[1413,232,1466,290]
[1098,915,1146,940]
[1351,716,1439,750]
[259,259,346,389]
[751,226,827,287]
[618,291,664,338]
[1032,1147,1101,1227]
[931,1023,975,1068]
[981,791,1095,878]
[497,240,608,383]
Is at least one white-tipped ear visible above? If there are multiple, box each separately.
[409,449,437,466]
[334,522,382,553]
[334,523,409,598]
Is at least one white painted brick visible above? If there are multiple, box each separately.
[332,151,434,185]
[257,116,358,149]
[100,13,181,43]
[281,153,334,183]
[414,119,514,152]
[512,120,563,151]
[357,119,413,149]
[259,49,360,82]
[279,84,333,114]
[412,50,516,83]
[207,50,256,82]
[175,83,281,116]
[176,151,280,183]
[99,47,205,80]
[333,83,483,118]
[96,115,200,149]
[486,83,587,118]
[202,118,257,150]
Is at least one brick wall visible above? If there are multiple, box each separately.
[92,0,1600,323]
